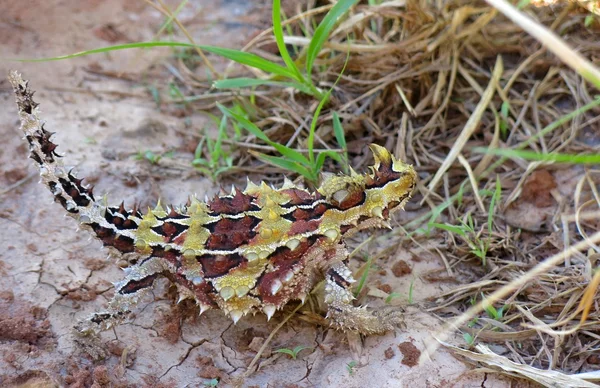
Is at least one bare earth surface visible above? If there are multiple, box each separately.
[0,1,521,387]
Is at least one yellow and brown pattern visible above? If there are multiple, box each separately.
[9,71,417,340]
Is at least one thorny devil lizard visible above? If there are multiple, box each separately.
[9,71,417,353]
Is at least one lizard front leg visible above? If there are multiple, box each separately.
[74,256,166,358]
[324,258,403,335]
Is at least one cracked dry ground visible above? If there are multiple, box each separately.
[0,1,521,387]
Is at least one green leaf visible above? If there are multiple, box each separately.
[473,147,600,164]
[499,101,510,137]
[217,104,310,166]
[500,101,510,118]
[14,41,296,79]
[156,0,189,36]
[429,222,467,237]
[585,14,595,28]
[332,112,347,150]
[198,45,296,78]
[292,345,311,356]
[314,150,343,173]
[203,378,219,387]
[463,332,475,345]
[272,0,304,83]
[213,115,228,162]
[307,88,333,162]
[251,152,315,181]
[274,348,295,358]
[306,0,359,77]
[385,292,403,304]
[274,345,311,360]
[346,360,357,375]
[332,112,349,173]
[213,78,313,94]
[214,78,278,88]
[488,176,502,233]
[353,256,372,297]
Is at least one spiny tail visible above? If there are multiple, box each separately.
[9,71,140,255]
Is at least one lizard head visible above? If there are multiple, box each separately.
[318,144,417,236]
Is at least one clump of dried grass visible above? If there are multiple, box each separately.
[160,0,600,384]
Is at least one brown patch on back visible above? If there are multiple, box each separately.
[340,224,353,234]
[105,204,138,230]
[291,203,328,221]
[288,219,320,235]
[206,216,259,250]
[337,189,365,210]
[209,190,257,214]
[365,162,402,188]
[166,272,217,307]
[152,221,188,241]
[256,271,288,305]
[152,246,180,267]
[197,254,244,278]
[119,274,159,294]
[59,176,91,207]
[91,223,135,253]
[31,125,59,162]
[281,188,314,205]
[256,238,316,305]
[269,238,313,268]
[173,231,187,245]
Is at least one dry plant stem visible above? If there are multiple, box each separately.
[446,343,599,387]
[142,0,217,76]
[242,303,304,378]
[472,115,500,176]
[420,229,600,364]
[241,3,334,52]
[424,56,503,199]
[457,154,485,213]
[485,0,600,90]
[0,172,36,197]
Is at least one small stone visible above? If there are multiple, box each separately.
[391,260,412,277]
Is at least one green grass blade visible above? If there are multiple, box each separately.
[217,103,272,143]
[307,88,333,163]
[213,78,313,94]
[217,104,310,165]
[214,78,281,88]
[251,152,315,181]
[332,112,347,150]
[429,222,467,237]
[155,0,189,37]
[213,115,228,161]
[306,0,359,77]
[273,348,297,359]
[353,256,372,297]
[315,150,343,173]
[332,112,349,173]
[200,45,295,78]
[474,148,600,164]
[13,41,296,79]
[488,176,502,233]
[272,0,304,83]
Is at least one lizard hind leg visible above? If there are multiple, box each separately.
[75,256,166,339]
[325,261,403,335]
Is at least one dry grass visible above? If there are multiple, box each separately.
[149,0,600,384]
